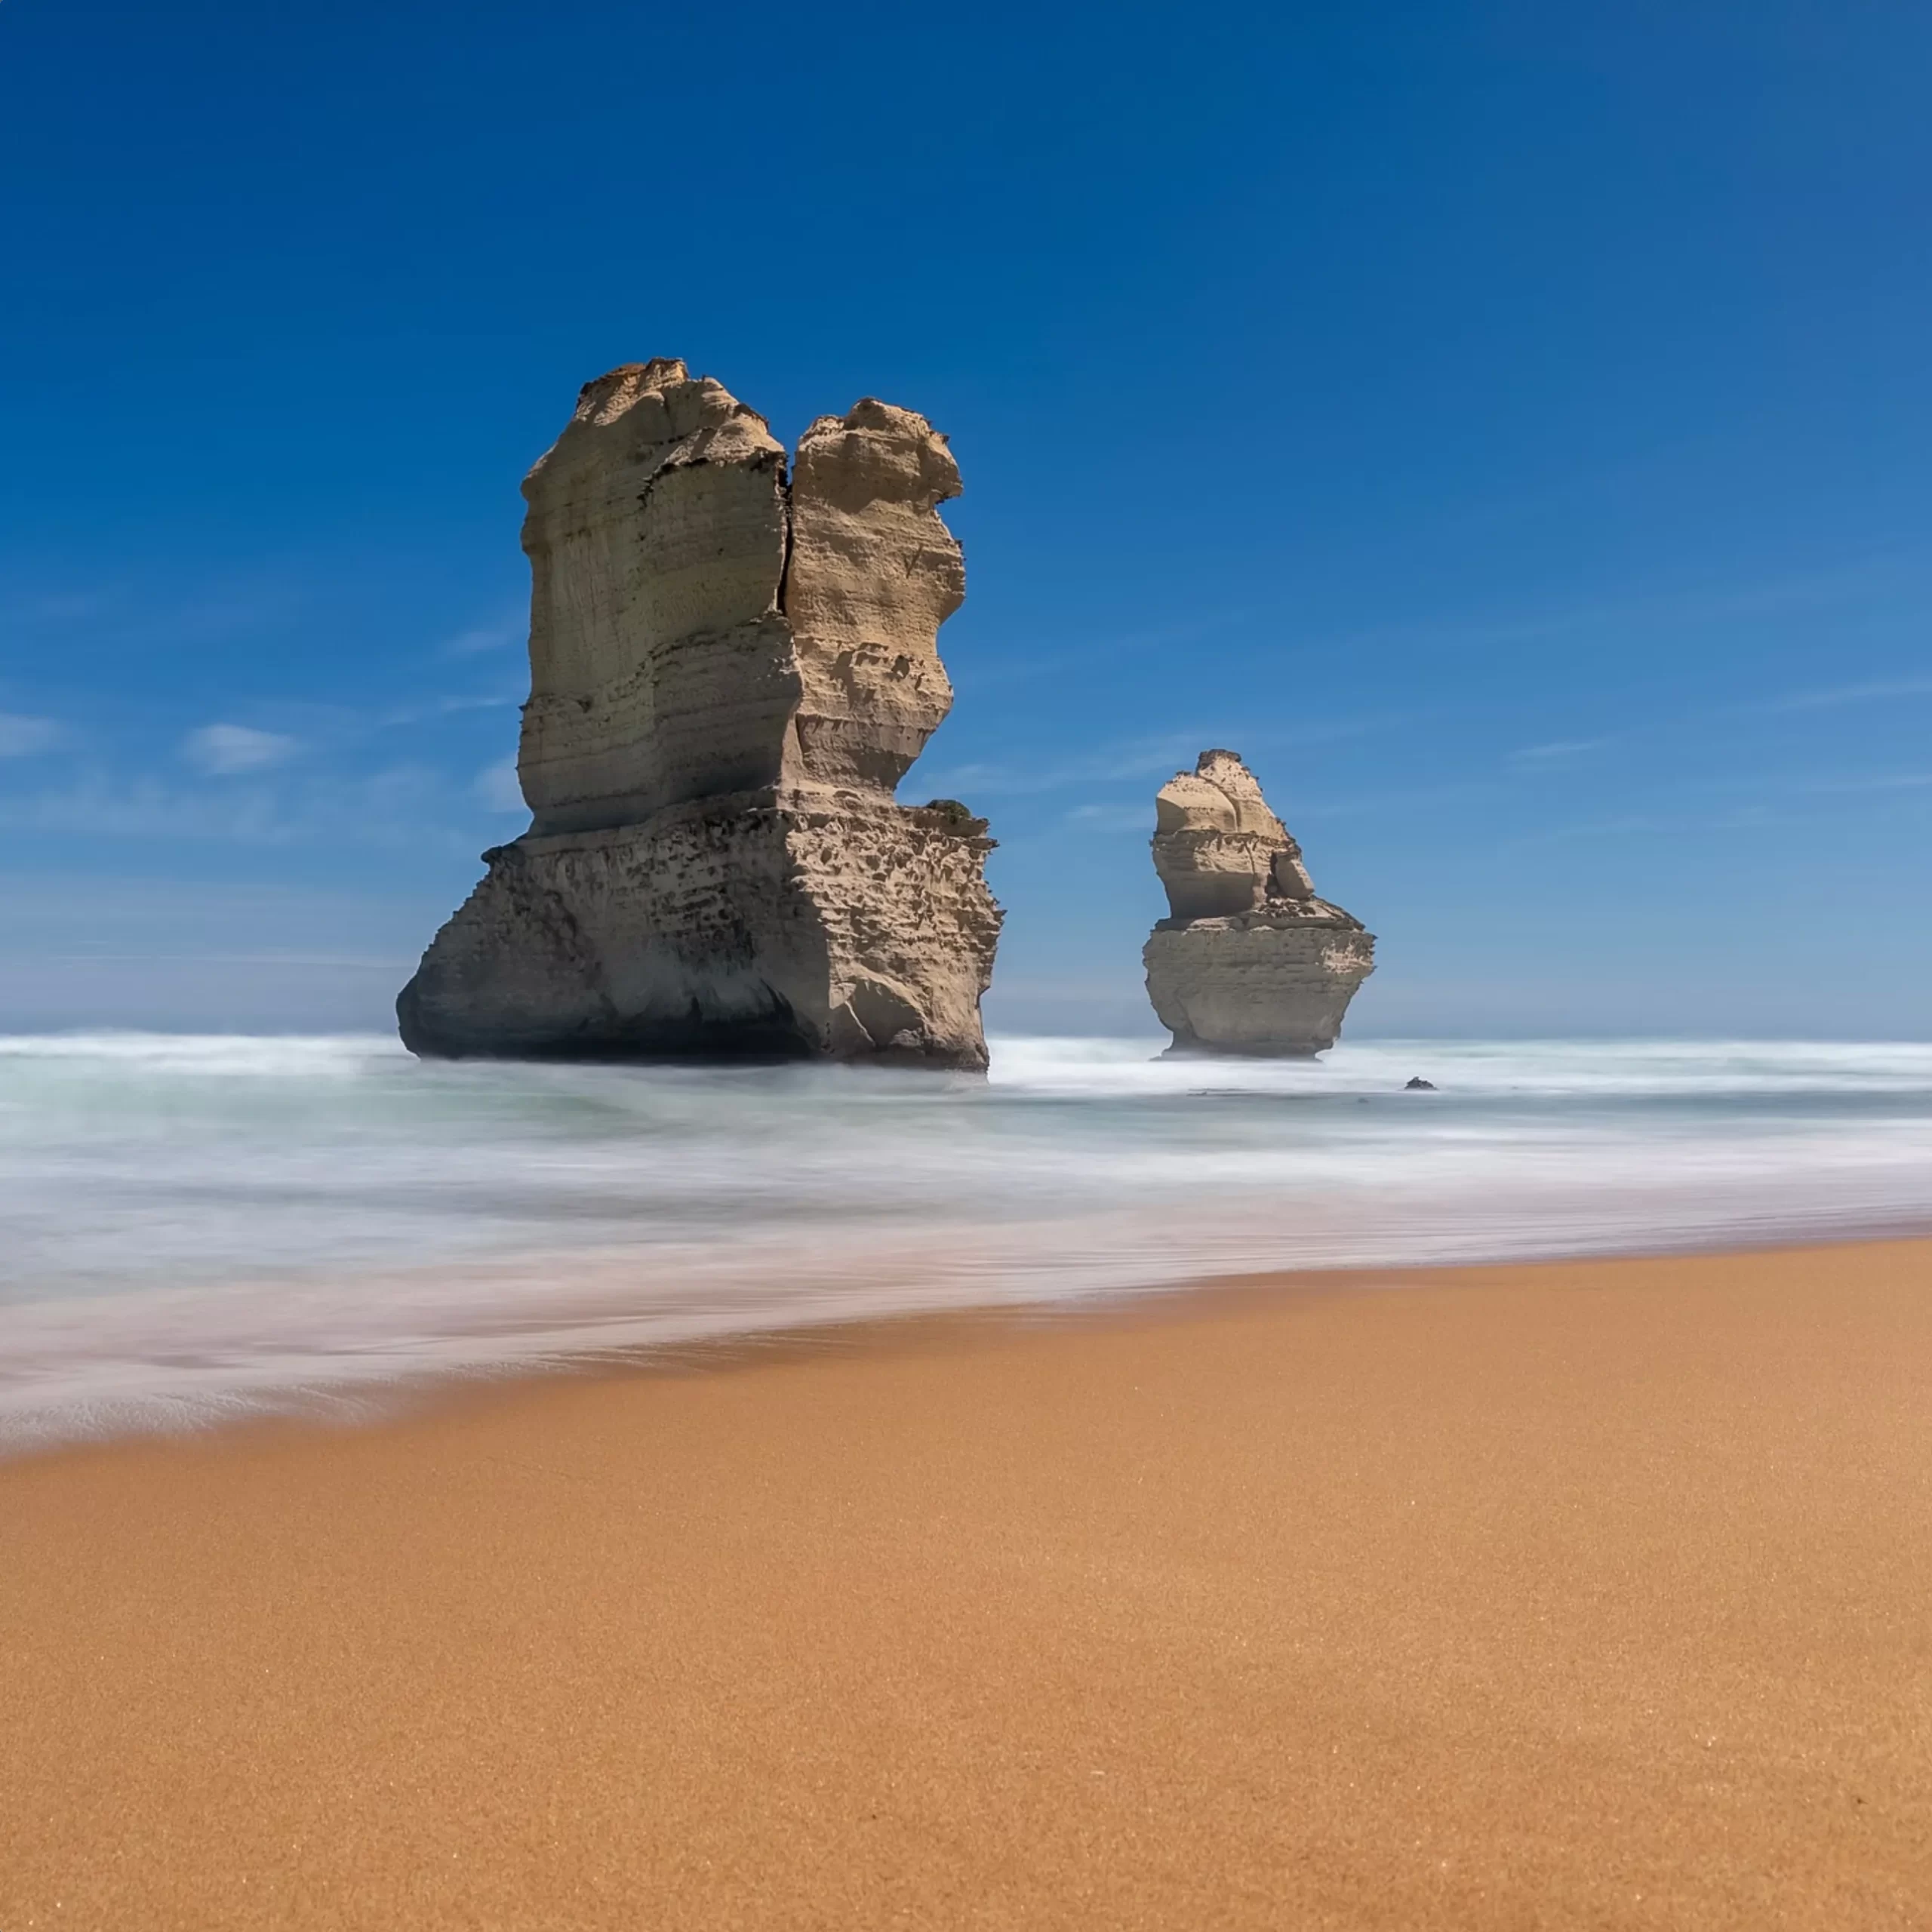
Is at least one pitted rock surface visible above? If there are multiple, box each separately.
[399,361,1001,1068]
[1143,751,1373,1056]
[786,399,965,792]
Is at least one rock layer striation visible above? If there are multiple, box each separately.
[1143,751,1373,1056]
[399,359,1001,1067]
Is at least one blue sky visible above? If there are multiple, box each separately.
[2,1,1927,1037]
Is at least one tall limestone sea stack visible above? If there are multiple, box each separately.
[1143,751,1374,1056]
[398,359,1002,1067]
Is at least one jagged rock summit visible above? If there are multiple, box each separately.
[398,358,1002,1067]
[1143,750,1374,1056]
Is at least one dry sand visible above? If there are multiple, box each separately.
[4,1240,1930,1929]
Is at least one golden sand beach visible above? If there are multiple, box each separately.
[4,1240,1928,1929]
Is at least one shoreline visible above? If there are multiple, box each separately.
[8,1222,1932,1462]
[6,1238,1930,1927]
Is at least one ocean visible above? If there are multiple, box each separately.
[4,1032,1930,1450]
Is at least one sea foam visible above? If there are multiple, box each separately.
[3,1032,1930,1448]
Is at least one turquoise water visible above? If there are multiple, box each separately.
[4,1033,1930,1447]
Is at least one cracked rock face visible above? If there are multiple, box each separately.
[1143,751,1374,1056]
[398,358,1001,1067]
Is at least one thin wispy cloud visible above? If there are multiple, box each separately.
[0,764,479,851]
[1064,803,1150,833]
[1297,780,1501,821]
[1764,675,1932,713]
[918,738,1199,799]
[1503,804,1784,848]
[958,608,1255,691]
[0,712,63,758]
[475,757,527,812]
[921,717,1404,803]
[1502,771,1932,849]
[1,571,320,698]
[1509,737,1609,764]
[2,589,115,624]
[0,774,294,844]
[1306,552,1924,665]
[18,949,411,970]
[182,723,299,775]
[440,611,526,658]
[377,691,521,728]
[1798,771,1932,795]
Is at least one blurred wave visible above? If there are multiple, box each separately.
[3,1032,1929,1447]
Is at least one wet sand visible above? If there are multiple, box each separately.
[4,1240,1929,1929]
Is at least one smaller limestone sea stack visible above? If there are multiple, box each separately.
[1143,751,1374,1057]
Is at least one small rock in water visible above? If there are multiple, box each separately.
[1404,1076,1437,1091]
